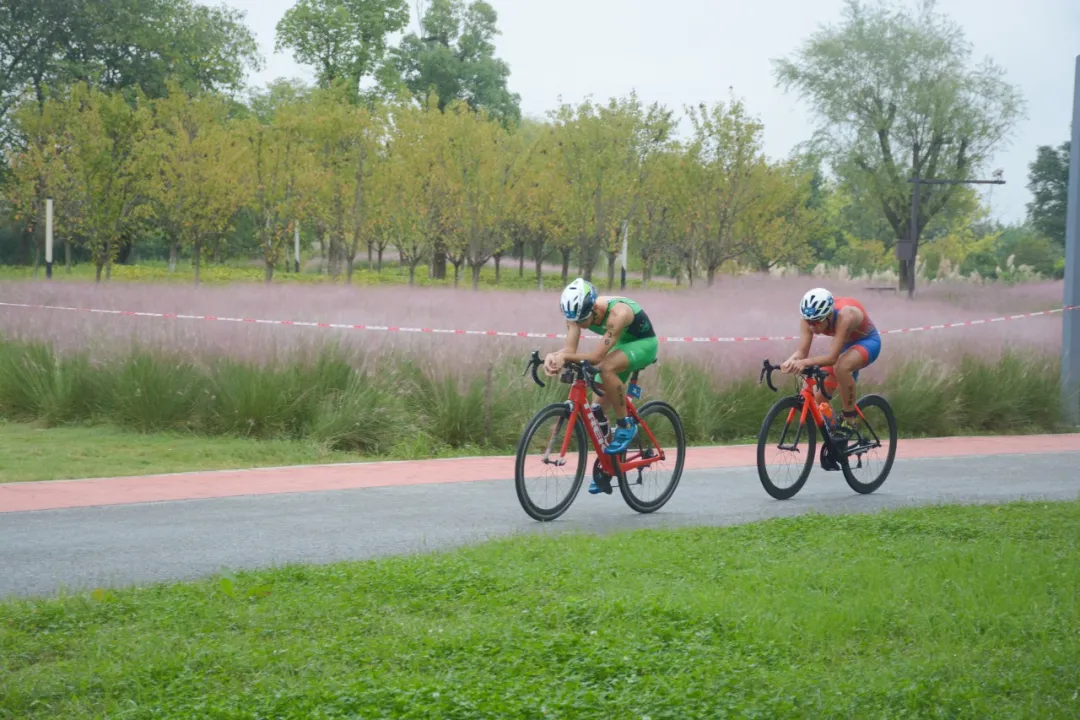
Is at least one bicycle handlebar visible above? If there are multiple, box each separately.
[759,359,834,402]
[524,350,605,398]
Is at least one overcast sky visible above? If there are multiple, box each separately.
[222,0,1079,224]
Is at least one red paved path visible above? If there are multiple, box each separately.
[3,434,1079,514]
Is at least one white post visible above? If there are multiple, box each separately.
[45,198,53,280]
[1061,54,1080,426]
[620,220,628,290]
[294,221,301,273]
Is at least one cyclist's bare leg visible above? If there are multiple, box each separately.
[595,350,631,421]
[832,347,868,425]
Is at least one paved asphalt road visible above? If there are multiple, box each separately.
[2,451,1079,599]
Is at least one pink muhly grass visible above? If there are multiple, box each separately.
[0,276,1065,386]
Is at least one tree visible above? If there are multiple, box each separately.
[634,147,691,287]
[275,0,409,97]
[1,0,261,107]
[507,122,565,288]
[684,96,768,286]
[0,0,261,182]
[549,95,647,284]
[383,100,447,285]
[71,0,263,99]
[148,84,250,284]
[297,88,386,282]
[381,0,521,125]
[439,101,531,290]
[243,103,309,283]
[246,78,313,123]
[737,159,822,272]
[7,93,81,274]
[1026,139,1070,245]
[14,84,155,282]
[773,0,1025,294]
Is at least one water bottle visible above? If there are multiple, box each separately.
[819,401,835,429]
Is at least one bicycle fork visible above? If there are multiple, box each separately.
[540,412,570,467]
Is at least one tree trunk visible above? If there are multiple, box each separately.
[105,239,112,280]
[64,238,71,273]
[535,254,544,289]
[494,253,501,285]
[169,238,178,273]
[319,230,327,275]
[471,262,482,290]
[432,242,447,279]
[452,261,461,288]
[193,241,201,285]
[377,247,384,273]
[607,252,616,290]
[898,257,917,298]
[95,262,103,283]
[367,241,373,266]
[560,248,571,282]
[347,257,355,284]
[518,245,524,278]
[408,263,417,286]
[707,264,717,287]
[265,260,274,284]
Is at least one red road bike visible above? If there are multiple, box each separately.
[757,359,898,499]
[515,350,686,521]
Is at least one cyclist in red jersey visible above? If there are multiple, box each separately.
[780,287,882,437]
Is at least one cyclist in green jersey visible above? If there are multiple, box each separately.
[544,278,659,474]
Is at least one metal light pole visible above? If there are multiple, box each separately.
[1061,54,1080,426]
[903,171,1005,299]
[45,198,53,280]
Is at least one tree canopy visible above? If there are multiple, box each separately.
[772,0,1025,291]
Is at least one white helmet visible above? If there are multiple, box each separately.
[800,287,834,322]
[560,277,597,322]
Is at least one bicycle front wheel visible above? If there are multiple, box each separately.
[757,395,816,500]
[616,400,686,514]
[840,394,897,494]
[514,403,588,521]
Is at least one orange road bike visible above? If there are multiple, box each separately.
[757,359,897,500]
[515,350,686,521]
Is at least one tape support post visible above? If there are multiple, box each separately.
[0,302,1076,343]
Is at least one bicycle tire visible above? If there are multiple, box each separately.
[757,395,817,500]
[616,400,687,514]
[514,403,588,521]
[839,394,897,494]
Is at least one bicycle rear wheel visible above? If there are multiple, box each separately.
[616,400,686,514]
[757,395,817,500]
[514,403,588,521]
[840,394,897,494]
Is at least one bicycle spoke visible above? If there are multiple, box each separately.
[518,408,586,518]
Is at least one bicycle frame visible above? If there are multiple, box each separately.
[759,359,875,455]
[525,351,667,477]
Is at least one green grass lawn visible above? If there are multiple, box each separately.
[0,421,760,484]
[0,422,367,482]
[0,258,676,291]
[1,501,1077,718]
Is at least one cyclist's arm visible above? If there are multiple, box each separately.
[803,310,856,367]
[781,321,813,371]
[562,306,630,366]
[562,321,582,354]
[792,321,813,360]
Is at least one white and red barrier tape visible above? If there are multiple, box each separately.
[0,301,1076,343]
